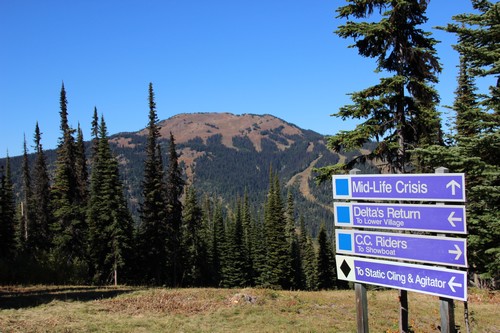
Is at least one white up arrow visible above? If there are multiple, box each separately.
[447,211,462,227]
[446,180,461,196]
[448,276,463,293]
[448,244,463,260]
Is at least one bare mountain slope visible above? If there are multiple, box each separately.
[108,112,339,233]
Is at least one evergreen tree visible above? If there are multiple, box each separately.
[454,55,483,138]
[51,83,88,279]
[88,115,134,285]
[199,194,215,286]
[31,123,52,254]
[262,172,291,288]
[137,82,169,285]
[19,136,33,250]
[241,192,255,285]
[209,201,225,286]
[165,132,185,286]
[75,123,88,205]
[91,107,99,159]
[415,1,500,287]
[251,212,267,286]
[442,0,499,115]
[180,186,207,286]
[0,156,17,262]
[285,190,301,289]
[299,215,318,290]
[221,198,248,287]
[102,126,134,286]
[322,0,442,176]
[316,224,336,290]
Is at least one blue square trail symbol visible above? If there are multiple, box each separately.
[335,179,349,196]
[338,233,353,251]
[336,206,351,224]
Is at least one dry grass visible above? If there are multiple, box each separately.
[0,286,498,332]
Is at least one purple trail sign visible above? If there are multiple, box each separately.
[336,230,467,267]
[336,255,467,301]
[333,173,465,202]
[334,202,467,234]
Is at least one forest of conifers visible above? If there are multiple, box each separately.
[0,82,341,289]
[0,1,498,289]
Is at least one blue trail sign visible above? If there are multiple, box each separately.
[336,230,467,267]
[334,202,467,234]
[333,173,465,202]
[336,255,467,301]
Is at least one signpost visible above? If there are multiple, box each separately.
[336,230,467,267]
[332,169,468,332]
[336,255,467,301]
[333,173,465,201]
[334,202,466,234]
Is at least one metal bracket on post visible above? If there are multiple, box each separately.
[436,167,456,333]
[350,168,369,333]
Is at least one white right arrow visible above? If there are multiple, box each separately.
[448,244,463,260]
[448,276,462,293]
[446,180,461,196]
[447,211,462,227]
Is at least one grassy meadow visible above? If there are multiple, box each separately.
[0,286,498,332]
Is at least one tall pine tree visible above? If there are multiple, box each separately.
[0,157,17,264]
[415,1,500,287]
[321,0,442,176]
[221,198,248,287]
[165,132,185,286]
[88,115,134,285]
[19,136,33,251]
[31,123,52,255]
[51,83,88,280]
[316,224,336,290]
[180,186,207,286]
[137,83,169,285]
[262,172,291,288]
[209,200,225,286]
[299,216,318,290]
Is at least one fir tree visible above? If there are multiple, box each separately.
[102,123,134,286]
[262,172,291,288]
[285,190,301,289]
[209,201,225,286]
[442,0,499,115]
[221,198,248,287]
[19,136,33,250]
[322,0,442,176]
[415,1,499,287]
[251,212,267,286]
[165,132,185,286]
[88,115,134,285]
[75,123,88,205]
[299,215,318,290]
[137,82,169,285]
[454,55,483,138]
[51,83,88,277]
[31,123,52,254]
[91,107,99,159]
[0,156,17,262]
[180,186,207,286]
[316,224,336,290]
[200,195,213,286]
[241,192,255,285]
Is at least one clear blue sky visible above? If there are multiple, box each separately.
[1,1,476,158]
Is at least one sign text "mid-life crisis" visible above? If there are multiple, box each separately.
[333,173,465,201]
[353,179,426,194]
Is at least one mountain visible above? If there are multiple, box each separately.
[2,112,364,236]
[107,112,345,235]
